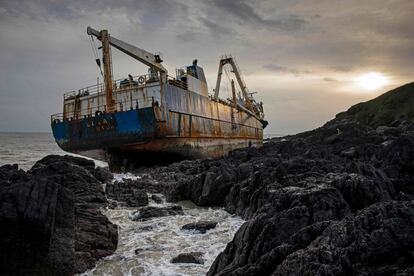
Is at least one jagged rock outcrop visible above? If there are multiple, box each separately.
[272,201,414,276]
[106,180,149,207]
[135,102,414,275]
[0,155,118,275]
[106,177,163,207]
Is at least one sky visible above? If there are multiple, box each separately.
[0,0,413,135]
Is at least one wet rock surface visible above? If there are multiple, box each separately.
[0,155,118,276]
[136,117,414,275]
[3,85,414,275]
[130,205,184,221]
[171,252,205,264]
[181,221,218,234]
[106,178,161,207]
[151,194,164,203]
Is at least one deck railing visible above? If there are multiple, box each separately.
[51,96,161,123]
[63,74,188,101]
[51,72,189,123]
[63,74,157,100]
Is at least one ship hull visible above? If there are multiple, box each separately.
[52,83,264,168]
[69,136,261,170]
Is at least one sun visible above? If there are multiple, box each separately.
[355,72,388,91]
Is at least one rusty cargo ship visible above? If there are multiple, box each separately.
[51,27,267,169]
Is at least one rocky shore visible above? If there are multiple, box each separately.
[131,116,414,275]
[129,83,414,275]
[0,155,117,275]
[1,83,413,275]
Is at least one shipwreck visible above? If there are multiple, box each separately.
[51,27,268,168]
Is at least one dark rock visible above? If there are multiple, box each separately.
[30,159,107,205]
[0,163,18,181]
[237,162,252,180]
[330,172,396,212]
[340,146,357,158]
[74,205,117,273]
[151,194,163,203]
[136,225,153,232]
[273,201,414,276]
[376,125,401,136]
[107,200,118,209]
[171,252,204,264]
[106,178,160,207]
[30,154,95,174]
[94,166,113,183]
[133,104,414,275]
[130,205,184,221]
[0,164,30,186]
[134,248,144,255]
[181,221,218,234]
[127,189,149,207]
[89,84,414,275]
[0,155,118,276]
[0,178,75,276]
[324,133,340,144]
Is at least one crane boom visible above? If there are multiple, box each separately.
[214,55,268,128]
[87,27,167,74]
[214,56,249,101]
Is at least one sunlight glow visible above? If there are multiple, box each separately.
[355,72,388,91]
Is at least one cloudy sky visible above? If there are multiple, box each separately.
[0,0,413,135]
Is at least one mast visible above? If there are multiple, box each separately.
[231,79,237,108]
[100,30,115,113]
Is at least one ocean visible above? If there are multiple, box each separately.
[0,132,107,170]
[0,132,243,276]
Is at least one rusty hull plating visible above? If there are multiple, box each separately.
[51,28,267,169]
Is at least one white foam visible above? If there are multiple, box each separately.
[81,200,244,276]
[113,173,142,183]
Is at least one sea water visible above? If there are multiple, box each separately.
[0,132,243,276]
[0,132,107,169]
[83,193,243,276]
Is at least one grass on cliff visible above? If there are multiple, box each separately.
[336,82,414,127]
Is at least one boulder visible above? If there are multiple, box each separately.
[151,194,163,203]
[0,155,118,275]
[127,189,149,207]
[0,163,18,181]
[171,252,204,264]
[0,178,75,276]
[29,154,95,174]
[181,221,218,234]
[134,248,144,255]
[106,179,159,207]
[94,166,113,183]
[130,205,184,221]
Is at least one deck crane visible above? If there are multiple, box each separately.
[214,55,267,127]
[86,26,168,113]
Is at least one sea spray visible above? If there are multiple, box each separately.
[81,174,244,276]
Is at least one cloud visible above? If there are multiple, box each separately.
[263,64,312,77]
[199,17,236,36]
[323,77,339,82]
[0,0,413,135]
[329,65,354,72]
[208,0,307,31]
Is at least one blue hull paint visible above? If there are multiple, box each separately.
[52,107,157,151]
[51,83,264,163]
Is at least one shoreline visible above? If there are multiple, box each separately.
[1,118,414,275]
[1,83,414,275]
